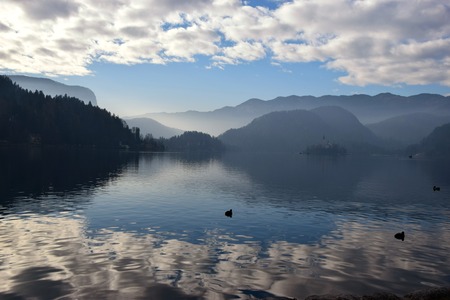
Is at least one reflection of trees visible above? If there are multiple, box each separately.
[1,215,450,299]
[171,152,223,165]
[221,153,449,203]
[220,152,372,203]
[0,147,138,209]
[419,159,450,187]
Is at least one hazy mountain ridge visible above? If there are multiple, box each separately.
[407,122,450,157]
[218,106,381,153]
[8,75,97,106]
[6,75,450,155]
[134,93,450,136]
[310,106,379,145]
[367,113,450,147]
[125,118,183,138]
[128,109,250,137]
[219,109,327,152]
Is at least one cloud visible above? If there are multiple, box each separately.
[0,22,11,32]
[0,0,449,86]
[212,41,266,66]
[11,0,80,20]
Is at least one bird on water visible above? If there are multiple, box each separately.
[395,231,405,241]
[225,209,233,218]
[433,185,441,191]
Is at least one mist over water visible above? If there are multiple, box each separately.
[1,148,449,299]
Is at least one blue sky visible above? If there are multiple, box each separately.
[1,0,450,116]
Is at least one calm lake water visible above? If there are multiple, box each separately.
[1,148,449,299]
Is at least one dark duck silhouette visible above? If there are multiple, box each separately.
[225,209,233,218]
[395,231,405,241]
[433,185,441,191]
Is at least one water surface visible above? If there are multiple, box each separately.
[1,149,449,299]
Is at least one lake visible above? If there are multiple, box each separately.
[1,148,449,299]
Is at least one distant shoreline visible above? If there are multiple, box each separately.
[303,286,450,300]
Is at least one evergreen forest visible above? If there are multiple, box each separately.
[0,75,160,149]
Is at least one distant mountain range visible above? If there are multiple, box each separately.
[125,118,183,138]
[131,93,450,136]
[6,75,450,154]
[8,75,97,106]
[218,106,381,153]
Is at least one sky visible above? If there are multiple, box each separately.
[1,0,450,117]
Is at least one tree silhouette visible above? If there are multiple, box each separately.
[163,131,225,152]
[0,75,138,148]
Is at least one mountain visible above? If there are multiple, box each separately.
[125,109,247,137]
[310,106,379,145]
[407,123,450,158]
[0,75,137,148]
[367,113,450,147]
[132,93,450,136]
[125,118,183,138]
[8,75,97,106]
[218,106,381,153]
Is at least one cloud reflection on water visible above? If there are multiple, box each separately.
[1,214,449,300]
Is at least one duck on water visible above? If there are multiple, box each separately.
[395,231,405,241]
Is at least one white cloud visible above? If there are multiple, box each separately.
[159,25,220,60]
[0,0,449,86]
[213,41,266,66]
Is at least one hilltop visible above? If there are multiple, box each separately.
[218,106,381,153]
[8,75,97,106]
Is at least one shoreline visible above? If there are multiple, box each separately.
[303,286,450,300]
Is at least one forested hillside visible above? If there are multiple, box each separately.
[367,113,450,147]
[0,75,140,148]
[219,107,381,153]
[407,123,450,157]
[164,131,225,152]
